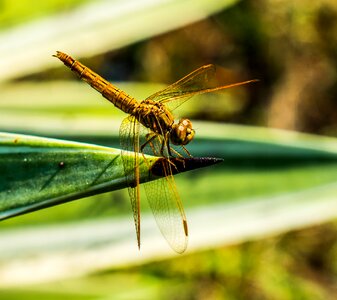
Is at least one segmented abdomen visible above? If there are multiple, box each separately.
[54,51,138,114]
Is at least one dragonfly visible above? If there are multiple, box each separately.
[54,51,257,253]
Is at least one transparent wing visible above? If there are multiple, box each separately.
[140,126,188,253]
[120,114,188,253]
[119,115,141,249]
[144,169,188,253]
[146,64,257,112]
[142,131,188,253]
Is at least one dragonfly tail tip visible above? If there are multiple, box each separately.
[53,51,64,59]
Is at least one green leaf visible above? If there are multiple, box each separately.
[0,132,221,221]
[0,132,149,220]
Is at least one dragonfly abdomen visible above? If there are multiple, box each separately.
[101,85,138,114]
[54,51,138,115]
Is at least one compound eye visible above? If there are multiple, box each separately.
[170,118,195,146]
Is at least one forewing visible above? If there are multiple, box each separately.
[120,115,141,249]
[143,158,188,253]
[146,64,257,111]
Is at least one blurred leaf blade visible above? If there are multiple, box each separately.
[0,0,239,82]
[0,0,89,30]
[191,123,337,167]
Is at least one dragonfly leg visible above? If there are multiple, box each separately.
[162,134,184,172]
[140,134,158,169]
[161,132,181,159]
[169,147,184,158]
[161,132,171,158]
[182,145,193,158]
[140,133,157,154]
[164,132,188,159]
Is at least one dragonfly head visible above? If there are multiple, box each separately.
[170,118,195,146]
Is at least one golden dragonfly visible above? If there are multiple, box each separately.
[54,51,257,253]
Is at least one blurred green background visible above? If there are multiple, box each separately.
[0,0,337,299]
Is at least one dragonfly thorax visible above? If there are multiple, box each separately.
[170,118,195,146]
[135,100,175,134]
[135,101,195,146]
